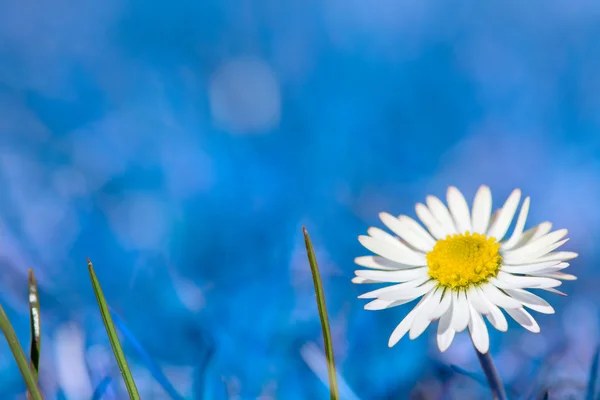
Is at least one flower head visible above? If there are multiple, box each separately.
[353,186,577,353]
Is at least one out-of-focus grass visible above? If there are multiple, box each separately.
[450,364,488,387]
[110,309,185,400]
[586,346,599,400]
[450,364,518,399]
[91,376,113,400]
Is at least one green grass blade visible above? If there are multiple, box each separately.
[87,259,140,400]
[0,303,43,400]
[28,269,41,381]
[302,227,340,400]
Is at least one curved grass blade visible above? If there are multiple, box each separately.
[196,346,216,400]
[190,327,216,400]
[91,376,113,400]
[0,304,43,400]
[587,346,600,400]
[110,310,185,400]
[28,269,41,382]
[87,259,140,400]
[450,364,488,387]
[302,227,339,400]
[450,363,518,399]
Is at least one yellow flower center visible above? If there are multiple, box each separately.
[426,232,502,289]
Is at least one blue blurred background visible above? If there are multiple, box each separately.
[1,0,600,399]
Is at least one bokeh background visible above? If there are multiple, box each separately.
[1,0,600,399]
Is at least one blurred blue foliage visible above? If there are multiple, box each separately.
[91,377,112,400]
[1,0,600,399]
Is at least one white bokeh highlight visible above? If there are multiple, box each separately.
[106,194,171,251]
[54,323,93,399]
[209,57,281,134]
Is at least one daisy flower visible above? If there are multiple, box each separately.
[352,186,577,354]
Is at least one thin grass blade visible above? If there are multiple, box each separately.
[302,227,339,400]
[0,304,43,400]
[87,259,140,400]
[300,342,360,400]
[191,328,216,400]
[449,364,518,399]
[587,346,600,400]
[450,364,488,386]
[110,310,185,400]
[28,269,41,381]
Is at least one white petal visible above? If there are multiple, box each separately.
[488,209,501,230]
[379,212,434,252]
[399,215,437,246]
[352,276,380,284]
[505,307,540,333]
[467,286,489,315]
[468,305,490,353]
[378,280,437,301]
[427,288,445,317]
[491,273,562,289]
[409,289,443,339]
[437,307,455,352]
[525,238,570,260]
[426,195,458,234]
[415,203,447,240]
[480,283,522,309]
[513,222,553,249]
[387,310,418,347]
[431,288,452,320]
[355,267,429,283]
[367,226,398,244]
[358,235,426,266]
[471,185,492,234]
[501,196,530,250]
[537,272,577,281]
[487,189,521,241]
[451,290,470,333]
[541,287,567,296]
[438,304,453,333]
[358,276,431,299]
[501,261,565,274]
[503,229,568,262]
[532,251,578,263]
[530,222,553,241]
[503,289,555,314]
[477,287,508,332]
[447,186,472,233]
[364,297,416,310]
[355,256,419,270]
[388,296,429,347]
[531,263,571,275]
